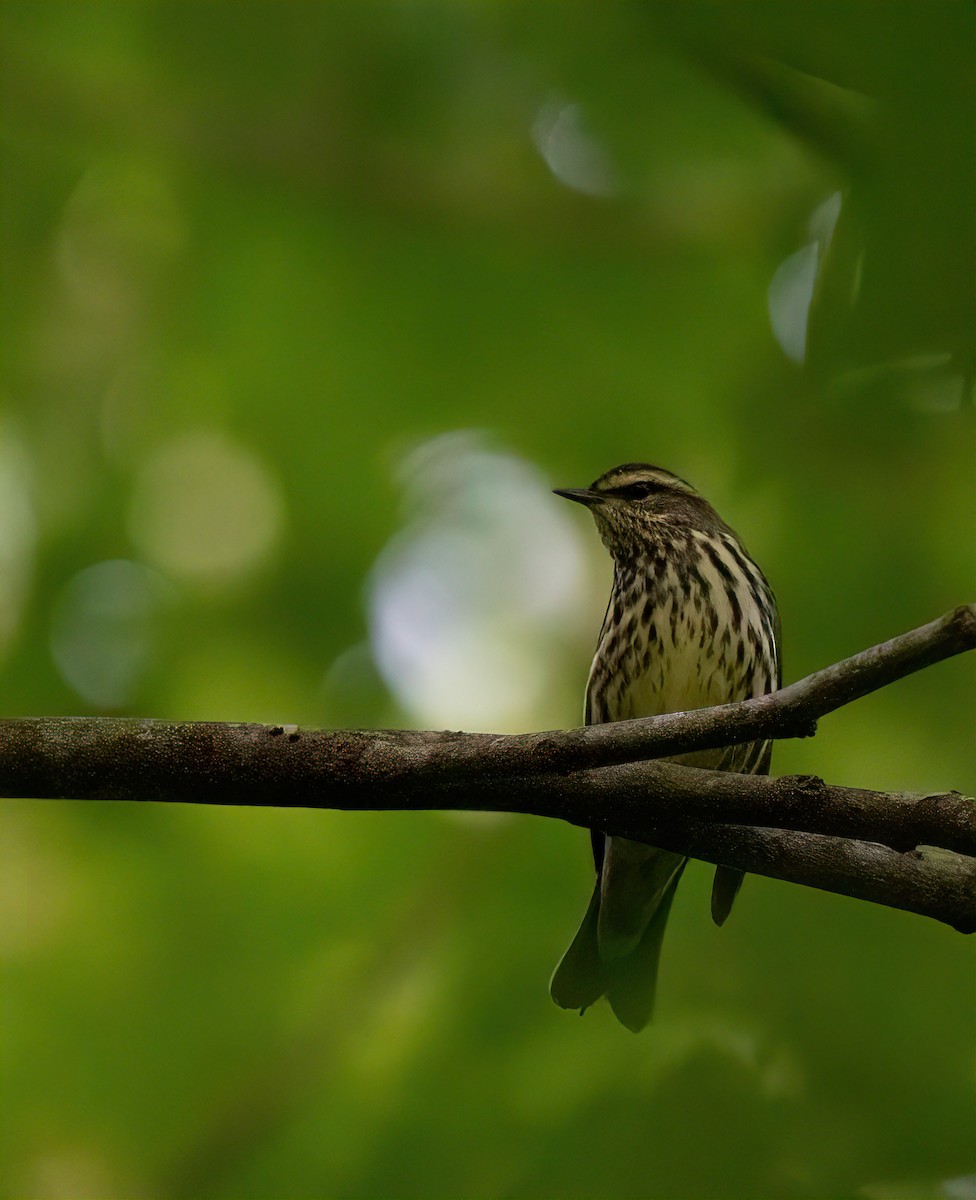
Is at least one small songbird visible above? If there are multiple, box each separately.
[550,463,781,1031]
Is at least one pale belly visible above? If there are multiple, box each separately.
[586,559,775,771]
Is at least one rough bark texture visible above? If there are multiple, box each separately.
[1,606,974,931]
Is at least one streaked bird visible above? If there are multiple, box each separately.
[550,463,781,1031]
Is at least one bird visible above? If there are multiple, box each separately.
[549,462,781,1032]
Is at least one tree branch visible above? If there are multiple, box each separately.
[1,607,974,932]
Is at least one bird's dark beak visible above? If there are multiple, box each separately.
[553,487,602,507]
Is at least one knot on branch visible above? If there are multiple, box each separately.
[910,791,976,856]
[950,604,976,646]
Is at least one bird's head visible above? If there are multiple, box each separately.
[554,463,720,559]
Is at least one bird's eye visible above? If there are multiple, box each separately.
[616,482,655,500]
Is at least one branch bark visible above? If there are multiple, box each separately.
[1,606,974,932]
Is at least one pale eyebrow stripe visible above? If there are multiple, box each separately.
[601,469,695,494]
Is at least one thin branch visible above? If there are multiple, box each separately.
[645,827,976,935]
[445,603,976,777]
[489,763,976,860]
[0,607,974,932]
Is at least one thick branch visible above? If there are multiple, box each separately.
[1,719,974,931]
[2,717,974,851]
[0,606,973,932]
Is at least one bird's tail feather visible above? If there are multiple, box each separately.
[710,865,744,926]
[606,862,685,1032]
[549,883,605,1013]
[549,863,686,1032]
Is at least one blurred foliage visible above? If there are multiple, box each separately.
[1,3,973,1198]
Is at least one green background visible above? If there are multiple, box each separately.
[1,4,973,1198]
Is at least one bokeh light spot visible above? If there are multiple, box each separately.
[768,242,819,364]
[368,433,594,731]
[769,191,842,365]
[49,560,174,709]
[531,98,617,197]
[0,430,36,660]
[56,161,185,310]
[127,431,285,586]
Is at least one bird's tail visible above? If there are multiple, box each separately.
[710,865,744,926]
[549,863,685,1033]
